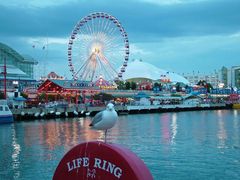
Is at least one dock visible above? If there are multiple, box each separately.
[11,103,232,121]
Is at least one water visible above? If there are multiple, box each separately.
[0,110,240,180]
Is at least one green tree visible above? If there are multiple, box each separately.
[116,81,125,90]
[153,82,162,91]
[206,83,213,93]
[20,92,28,99]
[0,91,4,99]
[197,80,213,93]
[38,93,46,102]
[197,80,208,86]
[47,94,55,101]
[131,82,137,90]
[125,82,131,90]
[175,82,181,92]
[153,82,159,87]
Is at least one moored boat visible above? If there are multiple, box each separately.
[233,103,240,109]
[0,100,14,124]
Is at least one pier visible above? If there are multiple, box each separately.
[11,103,231,121]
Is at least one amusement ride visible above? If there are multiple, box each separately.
[67,12,129,82]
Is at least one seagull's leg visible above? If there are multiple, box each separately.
[105,130,107,143]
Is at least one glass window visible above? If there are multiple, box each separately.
[5,106,9,111]
[0,106,3,111]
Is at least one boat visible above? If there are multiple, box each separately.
[233,103,240,109]
[228,94,240,109]
[55,111,61,116]
[65,111,68,117]
[85,111,90,116]
[73,110,78,116]
[34,112,40,117]
[0,100,14,124]
[40,112,45,117]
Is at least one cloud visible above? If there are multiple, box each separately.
[139,0,208,6]
[130,44,153,57]
[1,0,240,79]
[0,0,79,8]
[1,0,240,39]
[25,37,68,46]
[135,32,240,73]
[141,0,182,5]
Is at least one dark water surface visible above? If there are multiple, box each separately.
[0,110,240,179]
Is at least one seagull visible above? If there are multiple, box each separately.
[89,103,118,143]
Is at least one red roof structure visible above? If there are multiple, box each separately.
[37,79,99,103]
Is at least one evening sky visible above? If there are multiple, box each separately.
[0,0,240,78]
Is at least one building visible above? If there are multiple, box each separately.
[40,71,65,82]
[231,66,240,89]
[184,65,240,89]
[37,79,101,103]
[219,66,228,87]
[184,72,220,88]
[217,66,240,89]
[0,42,38,92]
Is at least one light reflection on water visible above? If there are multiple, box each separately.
[0,110,240,179]
[11,125,21,179]
[217,115,227,149]
[170,113,178,145]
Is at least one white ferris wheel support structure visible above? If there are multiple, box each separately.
[67,12,129,82]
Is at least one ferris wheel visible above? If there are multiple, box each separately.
[68,12,129,82]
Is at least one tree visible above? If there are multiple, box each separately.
[153,82,162,91]
[116,81,125,90]
[20,92,28,99]
[175,82,181,92]
[125,82,131,90]
[197,80,213,93]
[0,91,4,99]
[38,93,46,102]
[197,80,207,86]
[47,94,55,101]
[206,83,213,93]
[153,82,159,87]
[131,82,137,90]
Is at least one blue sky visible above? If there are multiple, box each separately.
[1,0,240,79]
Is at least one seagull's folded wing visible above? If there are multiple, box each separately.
[90,111,104,126]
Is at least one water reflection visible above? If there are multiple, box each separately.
[1,110,240,180]
[217,112,227,149]
[233,110,239,148]
[161,113,171,145]
[233,110,238,117]
[22,118,104,152]
[11,125,21,179]
[170,113,178,145]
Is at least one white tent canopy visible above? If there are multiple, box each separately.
[121,60,189,84]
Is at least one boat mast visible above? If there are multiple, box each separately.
[3,56,7,99]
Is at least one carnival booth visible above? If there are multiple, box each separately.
[37,79,99,104]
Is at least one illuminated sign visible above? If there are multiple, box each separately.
[70,82,90,87]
